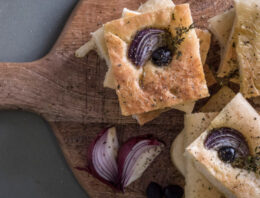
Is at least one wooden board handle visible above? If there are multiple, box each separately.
[0,0,134,123]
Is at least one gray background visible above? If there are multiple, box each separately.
[0,0,89,197]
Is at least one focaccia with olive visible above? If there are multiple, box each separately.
[186,93,260,198]
[104,5,209,115]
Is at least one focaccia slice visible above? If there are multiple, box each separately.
[107,7,213,124]
[129,29,212,125]
[187,93,260,198]
[183,113,224,198]
[105,5,209,115]
[208,9,235,48]
[236,0,260,98]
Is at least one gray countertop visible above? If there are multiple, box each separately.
[0,0,89,197]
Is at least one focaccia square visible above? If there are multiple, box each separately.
[186,93,260,198]
[104,5,209,115]
[129,29,212,125]
[105,7,213,124]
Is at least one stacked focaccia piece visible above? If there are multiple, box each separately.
[209,0,260,99]
[172,87,260,198]
[76,0,218,125]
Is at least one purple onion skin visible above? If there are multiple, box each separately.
[76,127,120,191]
[87,127,114,186]
[117,135,163,191]
[117,135,152,185]
[128,28,171,67]
[204,127,250,159]
[76,130,164,192]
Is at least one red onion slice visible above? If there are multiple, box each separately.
[117,135,164,190]
[128,28,171,67]
[87,127,119,185]
[204,127,250,159]
[79,128,164,192]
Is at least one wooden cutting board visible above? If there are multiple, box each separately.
[0,0,234,197]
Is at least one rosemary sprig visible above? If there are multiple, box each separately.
[167,23,194,58]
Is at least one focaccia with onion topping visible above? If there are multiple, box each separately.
[104,5,209,115]
[186,93,260,198]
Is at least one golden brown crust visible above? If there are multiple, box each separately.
[103,28,213,125]
[105,5,209,115]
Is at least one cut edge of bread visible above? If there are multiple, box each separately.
[170,131,185,176]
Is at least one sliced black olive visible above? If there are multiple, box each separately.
[146,182,163,198]
[218,147,236,163]
[152,47,173,66]
[164,185,184,198]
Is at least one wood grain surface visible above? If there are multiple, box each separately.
[0,0,234,197]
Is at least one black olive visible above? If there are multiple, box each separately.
[146,182,163,198]
[152,47,173,66]
[204,127,249,163]
[164,185,184,198]
[218,147,236,163]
